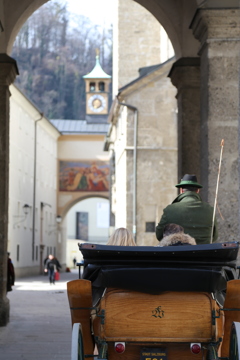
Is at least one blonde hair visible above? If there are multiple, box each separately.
[107,227,136,246]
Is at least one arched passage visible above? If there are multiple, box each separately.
[1,0,240,328]
[59,193,109,221]
[60,195,110,268]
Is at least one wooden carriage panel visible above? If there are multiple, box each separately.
[221,280,240,357]
[67,280,94,355]
[98,289,215,342]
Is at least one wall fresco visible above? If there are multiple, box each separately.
[59,160,109,192]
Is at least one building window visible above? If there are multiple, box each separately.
[17,244,20,261]
[99,82,105,91]
[36,246,38,261]
[145,222,156,233]
[90,82,96,92]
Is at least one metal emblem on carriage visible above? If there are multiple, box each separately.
[152,306,164,318]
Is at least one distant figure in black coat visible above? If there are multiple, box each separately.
[7,252,15,292]
[44,254,61,284]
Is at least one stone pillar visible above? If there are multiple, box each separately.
[168,58,201,181]
[0,54,18,326]
[191,9,240,241]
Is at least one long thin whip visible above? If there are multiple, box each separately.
[210,139,224,243]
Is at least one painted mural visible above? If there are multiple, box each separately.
[59,160,109,192]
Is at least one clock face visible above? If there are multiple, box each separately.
[88,94,106,113]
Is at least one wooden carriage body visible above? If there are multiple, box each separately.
[68,242,240,360]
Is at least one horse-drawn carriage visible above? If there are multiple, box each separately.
[67,242,240,360]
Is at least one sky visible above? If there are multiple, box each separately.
[59,0,115,26]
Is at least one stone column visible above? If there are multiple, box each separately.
[0,54,18,326]
[168,58,201,181]
[191,9,240,241]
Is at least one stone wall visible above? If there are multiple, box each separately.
[115,0,171,90]
[114,60,177,245]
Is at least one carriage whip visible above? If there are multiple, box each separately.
[210,139,224,243]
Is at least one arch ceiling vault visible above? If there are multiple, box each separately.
[1,0,239,55]
[1,0,201,57]
[0,0,240,326]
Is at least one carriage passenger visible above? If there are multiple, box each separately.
[158,223,196,246]
[107,227,136,246]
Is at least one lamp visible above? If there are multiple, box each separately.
[56,215,62,223]
[13,204,30,228]
[23,204,30,215]
[48,215,62,234]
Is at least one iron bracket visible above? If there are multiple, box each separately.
[96,309,105,325]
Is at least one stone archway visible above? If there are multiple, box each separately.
[135,0,199,59]
[1,0,200,58]
[1,0,240,327]
[59,193,109,220]
[58,194,110,265]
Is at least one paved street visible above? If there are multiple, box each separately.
[0,269,79,360]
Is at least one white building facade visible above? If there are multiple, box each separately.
[8,85,60,277]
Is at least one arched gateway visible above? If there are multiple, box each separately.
[0,0,240,326]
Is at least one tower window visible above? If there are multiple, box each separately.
[99,82,105,91]
[90,82,96,92]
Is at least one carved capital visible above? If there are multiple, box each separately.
[168,57,200,92]
[191,8,240,50]
[0,54,19,86]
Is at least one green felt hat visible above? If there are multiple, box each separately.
[175,174,203,188]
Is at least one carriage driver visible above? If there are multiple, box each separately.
[156,174,218,245]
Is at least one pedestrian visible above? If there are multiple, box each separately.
[73,257,77,268]
[44,254,60,284]
[156,174,218,245]
[7,252,15,292]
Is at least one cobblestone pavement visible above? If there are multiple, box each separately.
[0,269,79,360]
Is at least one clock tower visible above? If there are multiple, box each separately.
[83,50,111,123]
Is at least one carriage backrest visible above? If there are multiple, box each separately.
[79,242,239,305]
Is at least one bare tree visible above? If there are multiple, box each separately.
[12,0,112,120]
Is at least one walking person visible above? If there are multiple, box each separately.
[44,254,58,284]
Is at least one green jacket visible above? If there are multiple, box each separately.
[156,191,218,244]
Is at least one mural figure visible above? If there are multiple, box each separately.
[59,161,109,192]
